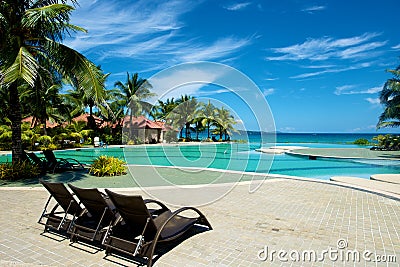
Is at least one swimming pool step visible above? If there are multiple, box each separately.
[370,174,400,185]
[330,176,400,196]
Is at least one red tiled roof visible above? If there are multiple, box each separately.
[123,116,163,129]
[22,116,58,128]
[71,113,106,128]
[22,113,106,128]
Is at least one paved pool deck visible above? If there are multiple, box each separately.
[1,176,399,266]
[1,146,400,266]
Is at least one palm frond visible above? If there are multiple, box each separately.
[22,4,85,41]
[3,47,38,87]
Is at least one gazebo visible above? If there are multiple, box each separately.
[122,116,163,144]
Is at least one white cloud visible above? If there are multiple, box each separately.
[263,88,275,96]
[365,97,381,104]
[301,5,326,13]
[335,85,382,95]
[177,37,253,62]
[292,62,372,79]
[224,2,251,11]
[392,43,400,50]
[147,66,228,102]
[266,32,385,62]
[65,0,251,67]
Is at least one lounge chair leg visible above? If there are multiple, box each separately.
[133,218,150,257]
[38,195,53,224]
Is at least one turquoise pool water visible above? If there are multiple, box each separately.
[5,143,395,180]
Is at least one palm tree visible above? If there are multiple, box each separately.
[99,88,126,127]
[19,68,65,135]
[63,71,110,129]
[200,100,217,139]
[114,73,155,120]
[151,98,178,121]
[377,64,400,129]
[0,1,106,163]
[215,107,237,141]
[167,96,198,139]
[0,85,11,125]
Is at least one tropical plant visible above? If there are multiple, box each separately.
[63,71,110,129]
[377,64,400,129]
[114,72,155,120]
[0,0,106,163]
[0,160,40,181]
[89,155,127,176]
[20,76,65,135]
[372,134,400,150]
[353,138,370,145]
[200,101,217,139]
[214,107,237,141]
[151,98,179,121]
[98,88,126,127]
[0,85,11,125]
[167,95,199,140]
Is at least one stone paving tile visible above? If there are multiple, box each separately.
[0,179,399,266]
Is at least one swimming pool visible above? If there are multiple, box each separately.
[49,143,400,180]
[1,143,398,180]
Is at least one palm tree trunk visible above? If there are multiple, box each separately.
[9,83,23,163]
[207,121,210,138]
[185,122,190,139]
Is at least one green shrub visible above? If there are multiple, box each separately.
[353,138,370,145]
[89,156,127,177]
[0,161,40,181]
[372,134,400,150]
[38,143,58,151]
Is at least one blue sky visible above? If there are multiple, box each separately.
[65,0,400,133]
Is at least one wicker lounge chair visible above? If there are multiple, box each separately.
[103,189,212,266]
[42,150,84,173]
[38,180,84,233]
[67,184,119,243]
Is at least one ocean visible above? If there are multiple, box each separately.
[219,132,388,145]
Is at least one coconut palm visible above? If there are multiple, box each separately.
[200,100,217,139]
[215,107,237,141]
[114,72,155,120]
[63,71,110,129]
[19,70,65,135]
[151,98,179,121]
[167,96,199,139]
[99,88,126,127]
[0,85,11,125]
[0,1,106,163]
[377,64,400,129]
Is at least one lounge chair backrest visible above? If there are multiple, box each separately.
[43,150,57,164]
[28,152,43,165]
[68,184,114,222]
[40,181,82,215]
[105,189,158,238]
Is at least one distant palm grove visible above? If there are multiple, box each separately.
[0,0,399,166]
